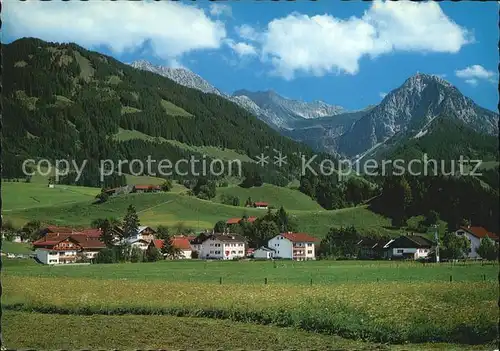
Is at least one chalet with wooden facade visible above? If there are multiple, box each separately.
[33,233,105,264]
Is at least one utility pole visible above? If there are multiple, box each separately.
[434,224,440,263]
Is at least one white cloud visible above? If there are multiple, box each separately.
[226,40,258,57]
[3,0,226,62]
[455,65,495,85]
[465,79,478,87]
[209,3,232,17]
[252,0,472,79]
[379,92,387,98]
[235,24,261,41]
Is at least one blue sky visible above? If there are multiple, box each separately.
[3,0,498,111]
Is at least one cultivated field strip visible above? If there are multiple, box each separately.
[3,275,497,345]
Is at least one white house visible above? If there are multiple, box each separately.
[124,226,156,243]
[35,248,61,265]
[253,246,275,259]
[384,234,434,260]
[151,237,193,259]
[33,233,105,264]
[129,239,150,251]
[199,233,247,260]
[253,202,269,209]
[268,232,319,261]
[454,226,499,259]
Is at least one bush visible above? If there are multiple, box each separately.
[96,248,117,264]
[145,246,162,262]
[130,247,145,263]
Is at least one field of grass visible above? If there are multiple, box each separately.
[5,311,492,351]
[3,188,397,237]
[161,99,193,117]
[1,182,100,213]
[217,183,322,211]
[0,241,33,254]
[3,259,497,346]
[4,259,496,284]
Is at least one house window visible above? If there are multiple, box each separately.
[238,251,243,254]
[307,243,312,247]
[397,249,404,254]
[210,250,214,254]
[307,250,312,254]
[231,251,236,254]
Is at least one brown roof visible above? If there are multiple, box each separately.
[281,232,319,243]
[254,202,268,207]
[33,233,105,249]
[134,184,160,190]
[460,226,498,240]
[226,217,257,224]
[44,226,74,233]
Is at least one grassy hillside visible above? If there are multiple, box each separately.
[2,182,100,212]
[3,185,398,238]
[0,242,33,254]
[217,184,322,211]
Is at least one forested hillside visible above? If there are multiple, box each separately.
[1,38,315,186]
[370,174,499,234]
[374,117,499,165]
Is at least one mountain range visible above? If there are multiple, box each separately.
[2,38,314,185]
[131,61,499,161]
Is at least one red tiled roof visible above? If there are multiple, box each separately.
[460,226,498,240]
[254,202,268,207]
[153,239,164,249]
[281,232,319,243]
[226,216,257,224]
[134,185,153,190]
[152,238,192,251]
[172,237,192,250]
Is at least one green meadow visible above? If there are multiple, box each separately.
[2,178,399,238]
[2,259,498,348]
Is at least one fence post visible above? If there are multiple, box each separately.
[310,278,313,286]
[483,274,486,281]
[264,277,268,285]
[219,277,222,285]
[449,275,452,282]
